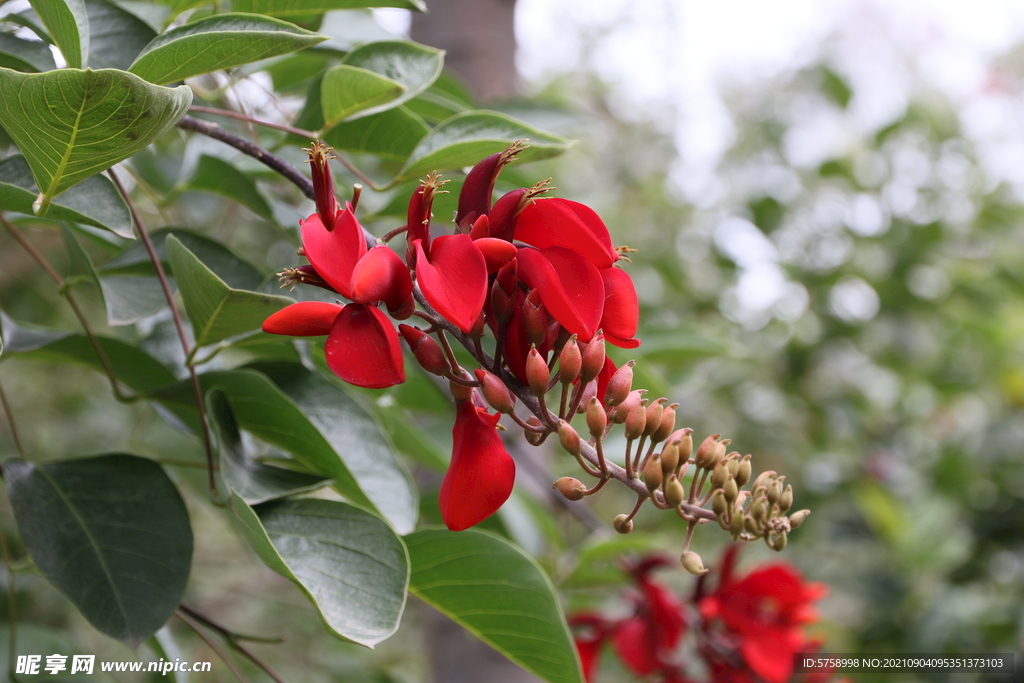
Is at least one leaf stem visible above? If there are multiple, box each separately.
[107,169,217,498]
[0,375,24,458]
[176,609,250,683]
[178,606,289,683]
[0,530,19,683]
[0,213,134,402]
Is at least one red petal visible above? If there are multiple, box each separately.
[515,198,617,268]
[262,302,342,336]
[324,304,404,389]
[301,209,367,298]
[595,356,617,406]
[473,237,517,273]
[575,637,603,683]
[517,247,604,341]
[740,628,800,683]
[415,235,488,333]
[599,267,640,348]
[639,578,687,651]
[350,246,413,310]
[611,617,659,676]
[439,400,515,531]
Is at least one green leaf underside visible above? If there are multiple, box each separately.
[248,361,419,535]
[231,496,409,647]
[165,235,290,348]
[4,455,193,647]
[323,105,429,160]
[85,0,157,71]
[320,64,405,128]
[129,13,327,85]
[406,528,583,683]
[99,275,168,325]
[29,0,89,69]
[0,155,134,238]
[231,0,427,17]
[208,388,331,504]
[61,224,101,292]
[184,155,273,219]
[0,67,192,212]
[398,111,574,181]
[0,33,57,72]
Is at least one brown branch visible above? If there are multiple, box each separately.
[0,376,24,458]
[176,609,250,683]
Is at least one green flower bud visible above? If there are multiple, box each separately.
[724,477,739,504]
[711,461,730,489]
[681,551,708,576]
[644,455,663,493]
[711,488,728,518]
[736,454,752,487]
[780,484,793,512]
[660,440,681,475]
[664,474,685,508]
[789,509,811,529]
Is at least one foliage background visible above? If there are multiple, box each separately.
[1,0,1023,682]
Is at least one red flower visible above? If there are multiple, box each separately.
[700,547,827,683]
[438,398,516,531]
[612,555,688,676]
[569,613,609,683]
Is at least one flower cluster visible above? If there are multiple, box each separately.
[571,549,837,683]
[263,141,806,554]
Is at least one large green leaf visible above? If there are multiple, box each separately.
[230,496,409,647]
[320,40,443,126]
[207,388,331,505]
[0,155,134,238]
[4,454,193,647]
[323,106,430,161]
[0,33,56,72]
[98,275,168,325]
[232,0,427,17]
[0,67,192,214]
[398,111,574,181]
[165,235,290,348]
[28,0,89,69]
[128,13,326,85]
[406,528,583,683]
[84,0,156,71]
[180,154,273,220]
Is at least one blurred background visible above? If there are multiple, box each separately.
[3,0,1024,681]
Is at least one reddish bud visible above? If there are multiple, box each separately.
[643,454,663,492]
[455,141,525,229]
[613,514,633,534]
[524,417,546,445]
[660,440,680,475]
[695,434,722,469]
[651,403,678,442]
[523,290,550,347]
[609,389,645,424]
[585,397,607,437]
[468,213,489,239]
[579,334,606,385]
[525,346,550,397]
[490,281,513,326]
[557,420,582,456]
[496,259,518,296]
[554,477,586,501]
[624,401,648,440]
[398,324,449,376]
[557,335,582,384]
[474,369,516,414]
[576,380,597,413]
[604,360,635,407]
[306,141,337,231]
[449,380,473,402]
[642,398,667,438]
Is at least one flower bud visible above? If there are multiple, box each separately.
[307,141,337,231]
[789,509,811,529]
[399,324,449,376]
[604,360,635,407]
[735,454,752,487]
[664,474,685,508]
[750,497,769,522]
[624,401,648,440]
[711,461,730,489]
[524,290,550,347]
[695,434,721,469]
[771,532,787,552]
[681,551,708,576]
[449,381,473,402]
[554,477,586,501]
[576,380,597,413]
[474,369,515,414]
[526,346,550,397]
[726,453,740,478]
[768,479,783,506]
[724,477,739,504]
[711,488,728,518]
[524,417,545,446]
[557,420,582,456]
[585,397,607,437]
[609,389,645,424]
[660,440,680,475]
[651,403,678,442]
[643,455,663,493]
[579,334,606,384]
[751,470,777,492]
[676,428,694,462]
[613,514,633,534]
[496,259,518,296]
[731,505,745,539]
[744,516,760,535]
[490,282,513,326]
[711,440,729,469]
[642,398,667,438]
[558,335,582,384]
[780,484,793,512]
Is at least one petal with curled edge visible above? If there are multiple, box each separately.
[439,400,516,531]
[473,237,517,273]
[414,235,488,333]
[514,198,617,269]
[350,245,413,310]
[300,207,367,298]
[262,302,343,336]
[324,303,404,389]
[599,266,641,348]
[517,246,604,341]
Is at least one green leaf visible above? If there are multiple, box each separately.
[232,0,427,17]
[230,495,409,647]
[0,33,57,72]
[4,454,193,647]
[0,67,192,214]
[323,106,430,161]
[0,155,134,238]
[60,223,101,294]
[99,228,265,289]
[182,154,273,220]
[28,0,89,69]
[406,528,583,683]
[98,275,168,325]
[85,0,156,71]
[398,111,574,181]
[207,388,331,504]
[320,64,405,128]
[128,13,326,85]
[165,235,290,348]
[320,40,443,126]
